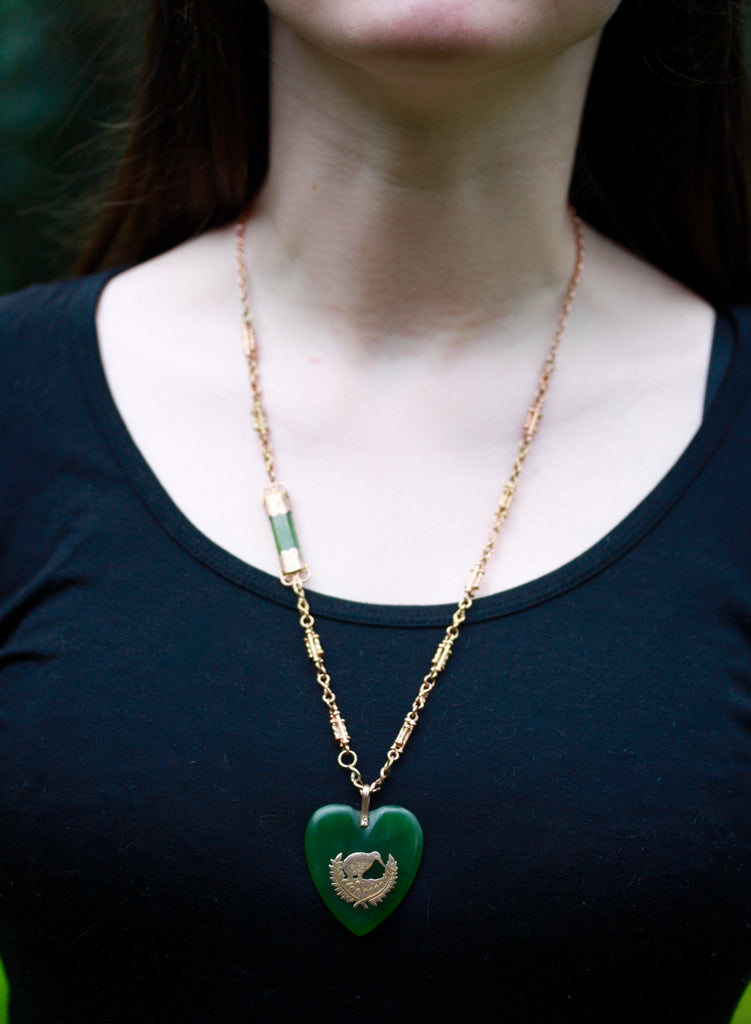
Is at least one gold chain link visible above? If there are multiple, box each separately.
[236,211,584,795]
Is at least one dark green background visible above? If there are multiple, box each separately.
[0,0,143,295]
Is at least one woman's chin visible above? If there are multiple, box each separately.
[267,0,619,66]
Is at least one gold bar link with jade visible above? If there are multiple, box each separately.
[263,486,307,579]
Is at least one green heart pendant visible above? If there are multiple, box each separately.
[305,804,423,935]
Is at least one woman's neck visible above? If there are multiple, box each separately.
[250,17,602,350]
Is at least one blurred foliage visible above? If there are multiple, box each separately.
[0,0,143,294]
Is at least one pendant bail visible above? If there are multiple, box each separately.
[360,784,372,828]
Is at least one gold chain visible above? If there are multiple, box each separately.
[236,211,584,797]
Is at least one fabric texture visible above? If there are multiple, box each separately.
[1,274,751,1022]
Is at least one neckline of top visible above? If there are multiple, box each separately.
[72,268,751,629]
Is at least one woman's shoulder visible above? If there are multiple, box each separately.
[726,304,751,339]
[0,273,114,455]
[0,272,112,343]
[0,274,118,408]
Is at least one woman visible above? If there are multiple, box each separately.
[2,0,751,1019]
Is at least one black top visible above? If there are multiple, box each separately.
[1,274,751,1023]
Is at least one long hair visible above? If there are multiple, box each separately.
[78,0,751,305]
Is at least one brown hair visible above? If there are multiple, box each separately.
[78,0,751,305]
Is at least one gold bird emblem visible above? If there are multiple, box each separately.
[329,850,398,909]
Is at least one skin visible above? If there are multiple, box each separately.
[97,1,715,604]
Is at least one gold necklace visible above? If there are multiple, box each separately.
[235,212,584,933]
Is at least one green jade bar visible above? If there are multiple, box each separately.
[270,512,299,555]
[269,511,305,575]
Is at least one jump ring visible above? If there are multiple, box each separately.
[337,749,358,770]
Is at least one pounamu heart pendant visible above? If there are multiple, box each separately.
[305,804,423,935]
